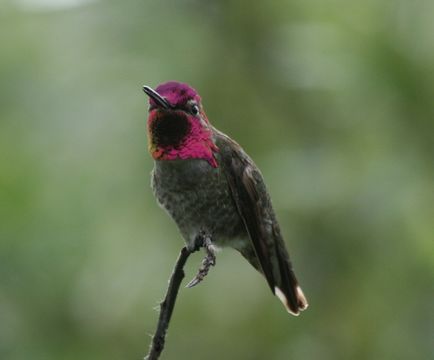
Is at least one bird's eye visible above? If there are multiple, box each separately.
[191,104,200,115]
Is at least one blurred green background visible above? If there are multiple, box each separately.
[1,0,433,359]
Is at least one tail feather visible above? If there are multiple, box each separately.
[275,284,308,316]
[275,246,308,315]
[238,245,308,315]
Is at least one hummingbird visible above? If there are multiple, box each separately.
[143,81,308,315]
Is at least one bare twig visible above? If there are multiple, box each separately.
[145,247,191,360]
[145,234,217,359]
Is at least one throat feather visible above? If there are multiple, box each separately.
[149,112,218,167]
[150,111,191,148]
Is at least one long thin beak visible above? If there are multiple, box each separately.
[142,85,171,109]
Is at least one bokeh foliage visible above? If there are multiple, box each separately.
[1,0,433,359]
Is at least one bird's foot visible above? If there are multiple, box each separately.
[186,233,216,288]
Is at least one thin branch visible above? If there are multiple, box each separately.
[145,247,191,360]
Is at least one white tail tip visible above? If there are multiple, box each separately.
[275,286,309,316]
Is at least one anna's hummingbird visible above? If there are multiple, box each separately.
[143,81,308,315]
